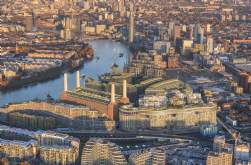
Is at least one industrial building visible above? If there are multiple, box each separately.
[60,72,129,120]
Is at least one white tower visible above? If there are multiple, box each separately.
[123,80,127,98]
[120,79,129,104]
[111,83,116,104]
[76,70,80,88]
[64,73,68,92]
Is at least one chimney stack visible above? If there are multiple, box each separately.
[76,70,80,88]
[123,80,127,98]
[120,79,129,104]
[64,73,68,92]
[111,83,115,104]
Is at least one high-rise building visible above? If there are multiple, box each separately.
[65,16,73,40]
[118,0,126,16]
[168,21,175,40]
[174,25,181,42]
[206,35,214,55]
[199,27,204,45]
[81,138,127,165]
[128,1,134,43]
[24,13,33,32]
[194,23,201,42]
[188,24,194,40]
[213,135,226,152]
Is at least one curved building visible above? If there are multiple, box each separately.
[81,138,127,165]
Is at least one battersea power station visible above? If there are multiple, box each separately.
[60,71,217,133]
[60,71,130,120]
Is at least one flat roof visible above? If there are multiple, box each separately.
[146,79,183,91]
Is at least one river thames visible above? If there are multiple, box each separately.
[0,40,130,106]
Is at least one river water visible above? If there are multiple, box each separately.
[0,40,130,106]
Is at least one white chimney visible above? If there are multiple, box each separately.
[64,73,68,92]
[111,83,115,103]
[76,70,80,88]
[123,80,127,98]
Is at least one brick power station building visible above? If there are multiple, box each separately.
[60,72,129,120]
